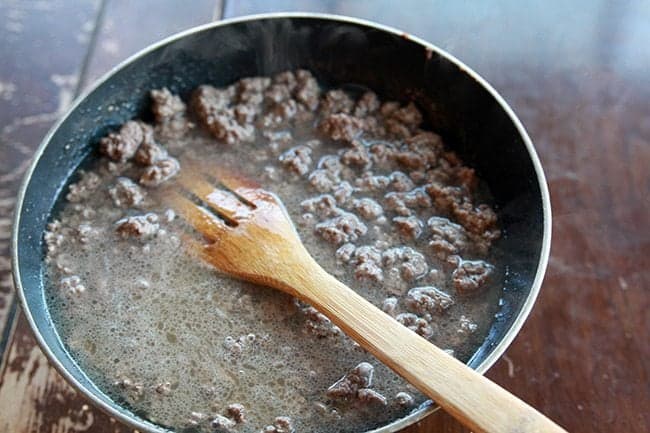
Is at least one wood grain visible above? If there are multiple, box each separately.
[1,1,649,433]
[0,0,101,360]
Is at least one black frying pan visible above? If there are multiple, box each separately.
[12,13,551,433]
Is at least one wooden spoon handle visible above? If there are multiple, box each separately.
[296,265,567,433]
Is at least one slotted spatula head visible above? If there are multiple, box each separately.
[162,164,313,297]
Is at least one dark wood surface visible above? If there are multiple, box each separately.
[0,1,648,432]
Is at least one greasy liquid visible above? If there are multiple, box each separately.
[46,87,501,433]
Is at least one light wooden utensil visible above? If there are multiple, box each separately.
[165,167,567,433]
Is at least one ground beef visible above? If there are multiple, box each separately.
[294,69,320,111]
[354,91,380,117]
[262,73,299,115]
[279,145,313,176]
[335,243,356,263]
[340,141,372,168]
[191,85,254,145]
[300,305,341,338]
[326,362,374,399]
[234,103,259,124]
[264,98,299,126]
[154,382,172,395]
[452,259,494,296]
[384,118,411,140]
[423,269,446,287]
[384,189,431,218]
[315,212,367,245]
[44,220,64,259]
[108,177,145,208]
[355,172,390,192]
[394,149,428,170]
[402,188,432,208]
[454,166,478,192]
[237,76,271,105]
[362,115,386,137]
[393,216,424,239]
[316,154,342,173]
[264,130,293,147]
[427,216,469,258]
[403,132,443,166]
[187,411,208,427]
[395,392,415,407]
[356,388,387,405]
[368,142,397,169]
[66,171,101,203]
[405,286,454,317]
[222,336,242,356]
[352,197,383,220]
[264,83,292,104]
[452,202,499,237]
[396,313,434,339]
[308,169,339,192]
[76,223,99,244]
[321,89,354,115]
[350,245,383,282]
[226,403,246,423]
[384,192,412,217]
[134,139,168,166]
[100,120,153,162]
[139,157,180,186]
[389,171,415,192]
[383,269,408,296]
[192,84,233,110]
[320,113,365,142]
[52,255,73,276]
[424,182,466,213]
[341,145,372,168]
[381,297,398,316]
[150,88,186,123]
[379,101,400,117]
[274,70,298,87]
[211,414,236,431]
[60,275,86,295]
[332,181,354,204]
[409,170,426,183]
[382,246,428,282]
[210,111,254,144]
[115,213,159,239]
[384,102,423,139]
[425,164,453,185]
[261,416,294,433]
[391,102,422,129]
[392,134,443,171]
[300,194,340,217]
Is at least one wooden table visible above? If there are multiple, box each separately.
[0,1,648,432]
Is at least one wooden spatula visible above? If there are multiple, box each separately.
[164,167,567,433]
